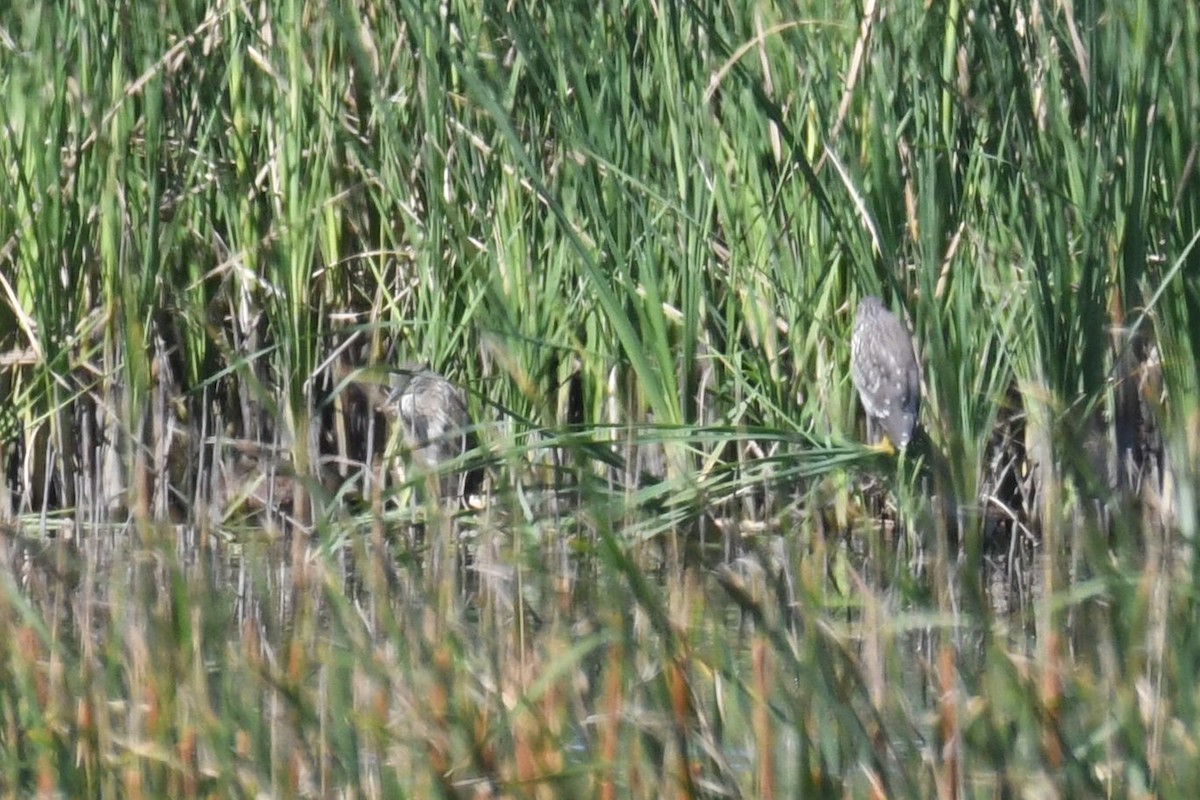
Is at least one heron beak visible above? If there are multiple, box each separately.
[866,436,897,456]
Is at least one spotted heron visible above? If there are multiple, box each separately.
[850,296,921,453]
[381,363,482,500]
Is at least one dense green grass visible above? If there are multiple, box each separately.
[1,0,1199,796]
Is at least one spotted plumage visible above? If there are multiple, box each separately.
[382,364,481,499]
[850,296,921,450]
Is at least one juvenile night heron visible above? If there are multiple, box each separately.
[851,296,921,452]
[381,363,482,500]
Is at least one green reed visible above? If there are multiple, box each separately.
[0,0,1198,796]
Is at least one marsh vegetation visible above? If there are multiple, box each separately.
[1,0,1198,796]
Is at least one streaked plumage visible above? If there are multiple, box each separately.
[850,296,921,450]
[381,363,481,499]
